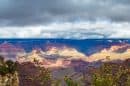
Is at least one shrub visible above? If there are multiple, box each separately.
[92,63,130,86]
[64,76,80,86]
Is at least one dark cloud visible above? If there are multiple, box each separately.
[0,0,130,26]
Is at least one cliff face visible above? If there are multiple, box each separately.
[17,62,41,86]
[0,72,19,86]
[17,62,52,86]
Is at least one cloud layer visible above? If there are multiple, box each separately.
[0,0,130,26]
[0,0,130,38]
[0,21,130,39]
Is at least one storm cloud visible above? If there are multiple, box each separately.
[0,0,130,26]
[0,0,130,38]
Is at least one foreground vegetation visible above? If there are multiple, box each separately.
[91,62,130,86]
[1,55,130,86]
[37,59,130,86]
[0,56,18,86]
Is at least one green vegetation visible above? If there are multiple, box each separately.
[0,56,17,76]
[64,76,80,86]
[39,67,52,86]
[91,63,130,86]
[0,56,18,86]
[1,55,130,86]
[28,60,130,86]
[52,79,61,86]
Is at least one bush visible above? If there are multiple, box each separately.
[92,63,130,86]
[6,60,17,74]
[36,67,52,86]
[64,76,80,86]
[0,58,17,76]
[0,65,8,75]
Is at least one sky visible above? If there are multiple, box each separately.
[0,0,130,39]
